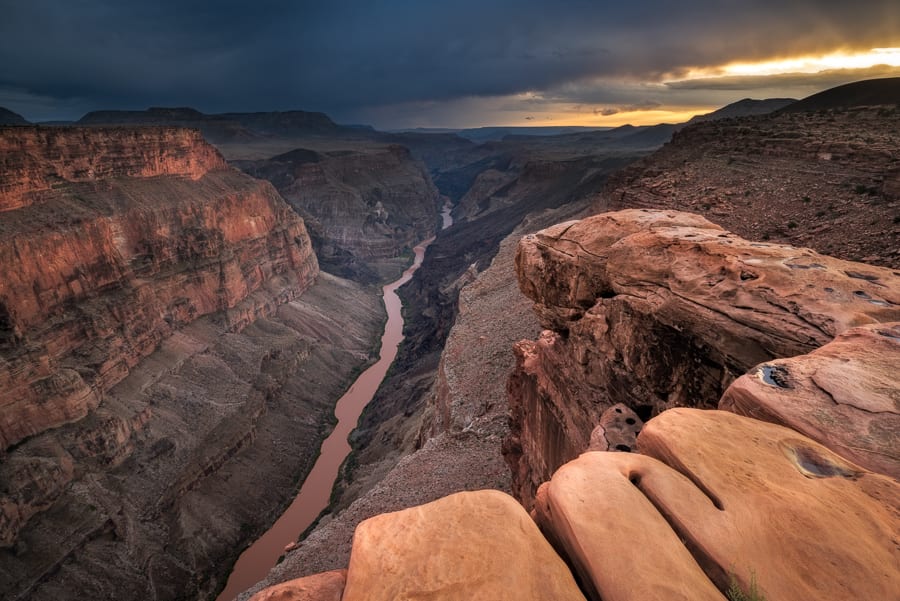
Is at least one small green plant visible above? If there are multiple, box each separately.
[787,221,798,229]
[801,196,811,203]
[727,570,766,601]
[854,184,868,194]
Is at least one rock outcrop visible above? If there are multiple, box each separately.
[0,127,318,454]
[248,570,346,601]
[535,409,900,601]
[236,145,440,281]
[720,322,900,477]
[506,209,900,507]
[342,490,586,601]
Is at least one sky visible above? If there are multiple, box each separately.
[1,1,898,128]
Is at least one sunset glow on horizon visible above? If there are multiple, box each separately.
[498,47,900,129]
[676,47,900,81]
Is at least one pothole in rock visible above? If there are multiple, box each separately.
[781,441,862,479]
[759,365,791,388]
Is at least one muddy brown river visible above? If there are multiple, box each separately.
[217,205,451,600]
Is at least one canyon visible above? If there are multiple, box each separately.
[0,126,388,600]
[2,78,899,601]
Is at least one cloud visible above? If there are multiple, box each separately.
[665,64,900,91]
[1,1,898,124]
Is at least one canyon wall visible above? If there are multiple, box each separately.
[0,127,318,453]
[234,145,440,282]
[248,210,898,601]
[0,127,388,600]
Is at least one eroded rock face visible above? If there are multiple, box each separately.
[342,490,586,601]
[720,322,900,477]
[0,127,318,453]
[536,409,900,601]
[236,145,439,281]
[0,126,226,212]
[0,126,333,597]
[506,209,900,507]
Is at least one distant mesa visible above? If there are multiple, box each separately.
[688,97,796,123]
[780,76,900,112]
[76,106,349,143]
[0,106,29,125]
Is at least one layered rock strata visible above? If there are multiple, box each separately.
[0,127,318,454]
[0,127,398,601]
[506,209,900,507]
[236,145,440,281]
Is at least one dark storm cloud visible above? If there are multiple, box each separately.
[1,0,898,122]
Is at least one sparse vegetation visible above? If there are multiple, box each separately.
[787,221,798,229]
[727,570,766,601]
[801,195,811,203]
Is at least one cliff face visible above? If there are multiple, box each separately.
[0,127,389,601]
[236,145,440,281]
[0,126,226,212]
[506,209,900,507]
[0,127,318,454]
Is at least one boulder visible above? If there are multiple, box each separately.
[341,490,586,601]
[507,209,900,507]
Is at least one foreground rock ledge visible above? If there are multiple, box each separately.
[506,209,900,506]
[538,409,899,601]
[342,490,586,601]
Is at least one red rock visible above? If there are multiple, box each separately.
[248,569,346,601]
[0,126,225,212]
[536,409,900,601]
[342,490,586,601]
[0,128,318,453]
[720,322,900,477]
[507,209,900,507]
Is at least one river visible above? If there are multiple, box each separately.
[216,202,452,600]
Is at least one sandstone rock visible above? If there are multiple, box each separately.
[248,569,346,601]
[588,403,643,452]
[341,490,586,601]
[720,322,900,477]
[537,409,900,601]
[0,126,225,212]
[640,409,899,600]
[534,453,725,601]
[507,209,900,507]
